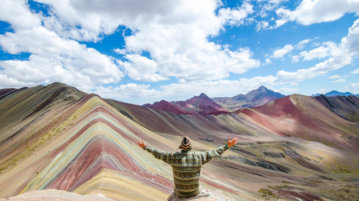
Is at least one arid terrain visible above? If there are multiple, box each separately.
[0,83,359,201]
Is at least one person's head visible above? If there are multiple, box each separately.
[179,136,192,151]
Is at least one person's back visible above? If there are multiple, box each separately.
[138,136,238,198]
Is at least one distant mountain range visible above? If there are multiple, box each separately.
[144,86,285,114]
[2,82,359,201]
[213,86,285,111]
[144,93,228,115]
[324,90,358,97]
[145,87,359,114]
[312,90,359,97]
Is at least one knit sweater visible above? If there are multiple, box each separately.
[145,144,229,198]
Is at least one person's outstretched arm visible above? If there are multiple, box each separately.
[201,137,238,164]
[138,141,172,164]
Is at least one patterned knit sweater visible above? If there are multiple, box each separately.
[146,144,229,198]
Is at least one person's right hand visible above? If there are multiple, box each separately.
[227,137,238,148]
[137,141,145,149]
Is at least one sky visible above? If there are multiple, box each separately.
[0,0,359,104]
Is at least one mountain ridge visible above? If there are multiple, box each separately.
[1,82,359,201]
[312,90,359,97]
[144,93,228,115]
[213,86,285,110]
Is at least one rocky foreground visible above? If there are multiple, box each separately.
[1,189,239,201]
[0,189,114,201]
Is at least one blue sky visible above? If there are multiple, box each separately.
[0,0,359,104]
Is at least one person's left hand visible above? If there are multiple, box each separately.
[227,137,238,148]
[137,141,145,149]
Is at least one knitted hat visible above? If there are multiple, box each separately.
[179,136,192,151]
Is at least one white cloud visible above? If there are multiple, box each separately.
[38,0,174,41]
[351,83,359,88]
[318,88,328,94]
[256,21,269,31]
[95,75,279,104]
[114,48,126,55]
[94,83,157,104]
[290,39,312,62]
[0,0,41,29]
[329,75,345,83]
[275,18,359,84]
[265,58,272,64]
[36,0,260,82]
[334,79,346,83]
[277,87,299,95]
[329,75,341,79]
[121,54,167,82]
[277,52,351,84]
[1,0,358,104]
[0,0,123,91]
[163,75,279,100]
[272,44,293,58]
[274,18,288,28]
[0,0,261,97]
[219,2,254,26]
[120,0,260,81]
[297,41,338,61]
[296,39,311,49]
[291,55,299,63]
[276,0,359,27]
[256,0,288,28]
[341,18,359,56]
[352,68,359,74]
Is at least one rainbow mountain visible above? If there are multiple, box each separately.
[0,82,359,201]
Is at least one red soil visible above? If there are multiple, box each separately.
[47,136,172,192]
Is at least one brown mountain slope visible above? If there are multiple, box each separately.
[0,82,86,162]
[144,93,228,115]
[1,83,359,201]
[315,95,359,122]
[238,95,359,152]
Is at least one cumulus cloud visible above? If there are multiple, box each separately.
[276,18,359,84]
[1,0,358,104]
[0,0,41,29]
[273,39,312,62]
[276,0,359,27]
[272,44,293,58]
[114,48,126,55]
[219,2,254,26]
[36,0,260,82]
[256,21,269,31]
[341,18,359,56]
[329,75,345,83]
[0,0,123,91]
[291,55,299,63]
[39,0,173,41]
[296,39,311,49]
[121,54,167,82]
[352,68,359,74]
[276,87,299,95]
[96,75,278,104]
[296,41,338,61]
[247,0,290,30]
[94,83,157,104]
[121,0,259,81]
[0,0,261,92]
[351,83,359,88]
[277,52,351,84]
